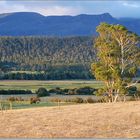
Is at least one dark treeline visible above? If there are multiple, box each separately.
[0,36,96,80]
[1,64,94,80]
[0,90,33,95]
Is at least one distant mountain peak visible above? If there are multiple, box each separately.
[0,12,139,36]
[101,12,112,16]
[76,13,113,17]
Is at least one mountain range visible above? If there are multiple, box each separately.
[0,12,140,36]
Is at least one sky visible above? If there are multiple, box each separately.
[0,0,140,18]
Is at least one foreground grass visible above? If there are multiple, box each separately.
[0,101,140,138]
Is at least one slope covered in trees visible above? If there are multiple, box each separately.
[0,36,95,79]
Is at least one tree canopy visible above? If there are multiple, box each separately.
[91,23,140,102]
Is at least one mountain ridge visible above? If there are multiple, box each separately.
[0,12,139,36]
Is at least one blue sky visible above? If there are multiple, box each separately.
[0,1,140,18]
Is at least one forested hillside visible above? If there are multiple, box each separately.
[0,36,95,79]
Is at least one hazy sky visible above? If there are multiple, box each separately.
[0,0,140,18]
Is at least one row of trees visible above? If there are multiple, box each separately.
[92,23,140,102]
[0,64,94,80]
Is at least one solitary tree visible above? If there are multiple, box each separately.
[91,23,140,102]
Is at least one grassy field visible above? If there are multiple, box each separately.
[10,71,45,74]
[0,101,76,110]
[0,80,140,138]
[0,80,104,92]
[0,80,139,92]
[0,101,140,138]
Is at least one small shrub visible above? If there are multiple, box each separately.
[136,90,140,96]
[64,98,71,102]
[62,88,69,93]
[72,97,84,103]
[64,97,84,103]
[50,98,62,102]
[15,97,24,101]
[67,89,77,95]
[49,89,56,93]
[76,86,96,95]
[128,97,136,101]
[95,88,106,96]
[49,87,64,95]
[86,97,95,103]
[30,97,41,104]
[96,97,106,103]
[7,97,25,102]
[128,86,137,96]
[8,97,16,102]
[36,88,50,97]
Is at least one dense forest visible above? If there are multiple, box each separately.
[0,36,96,79]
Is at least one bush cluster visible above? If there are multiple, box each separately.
[128,86,137,96]
[72,97,84,103]
[0,90,32,95]
[49,86,96,95]
[36,88,50,97]
[75,86,96,95]
[7,97,25,102]
[86,97,95,103]
[49,87,65,95]
[50,97,96,104]
[50,98,62,102]
[0,86,96,96]
[30,97,41,104]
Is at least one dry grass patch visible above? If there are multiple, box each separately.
[0,101,140,138]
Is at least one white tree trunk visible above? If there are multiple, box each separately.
[114,94,119,103]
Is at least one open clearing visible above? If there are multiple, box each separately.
[0,101,140,138]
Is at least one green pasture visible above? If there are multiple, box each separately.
[0,80,139,92]
[0,101,76,110]
[0,80,104,92]
[10,71,45,74]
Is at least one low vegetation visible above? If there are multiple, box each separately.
[30,97,41,104]
[36,88,50,97]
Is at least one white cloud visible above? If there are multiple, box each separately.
[0,1,27,13]
[0,1,82,16]
[31,6,82,16]
[0,1,140,18]
[122,2,140,8]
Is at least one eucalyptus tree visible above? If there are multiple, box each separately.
[91,23,140,102]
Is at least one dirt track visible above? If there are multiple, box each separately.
[0,101,140,138]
